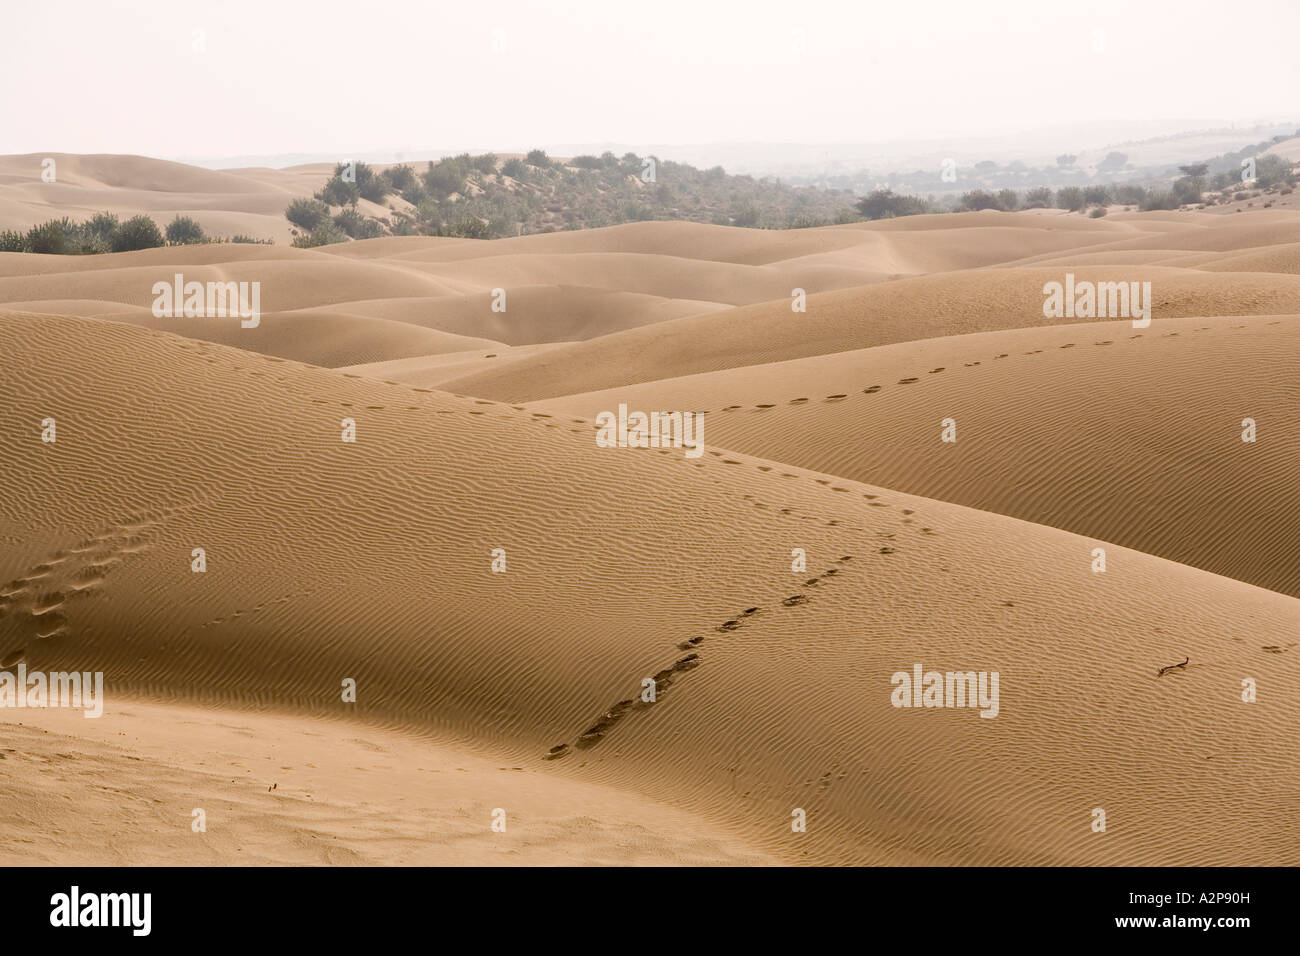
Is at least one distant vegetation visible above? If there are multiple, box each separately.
[0,213,273,254]
[853,137,1298,220]
[284,152,860,245]
[6,136,1297,257]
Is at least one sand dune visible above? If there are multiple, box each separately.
[536,313,1300,598]
[3,153,1299,867]
[2,310,1297,866]
[0,154,319,244]
[441,261,1300,401]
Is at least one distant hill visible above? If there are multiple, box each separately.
[287,151,860,245]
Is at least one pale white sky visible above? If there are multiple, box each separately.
[2,0,1297,159]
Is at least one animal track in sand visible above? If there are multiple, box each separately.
[546,553,874,757]
[0,506,188,659]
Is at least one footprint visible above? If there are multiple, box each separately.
[783,595,807,607]
[673,653,701,672]
[898,377,918,384]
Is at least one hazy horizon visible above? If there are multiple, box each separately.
[4,0,1297,164]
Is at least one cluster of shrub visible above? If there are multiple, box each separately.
[856,154,1297,220]
[284,150,859,245]
[0,213,270,254]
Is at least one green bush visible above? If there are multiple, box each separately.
[501,158,527,179]
[525,149,550,168]
[1055,186,1085,211]
[1139,191,1179,211]
[26,219,71,254]
[110,215,165,252]
[423,159,468,197]
[354,162,389,203]
[1023,187,1054,208]
[383,164,418,193]
[1255,155,1295,188]
[292,220,348,247]
[855,189,928,220]
[0,230,25,252]
[1083,186,1109,206]
[87,212,120,242]
[441,217,491,239]
[165,215,206,245]
[333,207,385,239]
[285,198,331,231]
[959,190,1003,211]
[315,166,361,206]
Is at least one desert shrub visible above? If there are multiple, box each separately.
[292,220,348,247]
[1255,155,1295,188]
[230,234,273,244]
[165,215,206,245]
[730,201,760,227]
[471,154,498,174]
[1023,186,1054,208]
[0,230,26,252]
[110,215,165,252]
[525,149,550,168]
[1056,186,1085,211]
[337,162,390,203]
[997,189,1019,211]
[1111,184,1147,205]
[1172,177,1202,204]
[570,155,602,169]
[25,219,71,254]
[285,198,331,231]
[1089,206,1107,218]
[86,212,120,242]
[1139,191,1179,211]
[383,165,417,193]
[316,165,361,206]
[501,158,527,179]
[855,189,927,220]
[959,189,1003,211]
[333,207,385,239]
[1083,186,1109,206]
[423,158,468,197]
[400,183,428,205]
[441,217,491,239]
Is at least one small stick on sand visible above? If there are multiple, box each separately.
[1157,656,1189,677]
